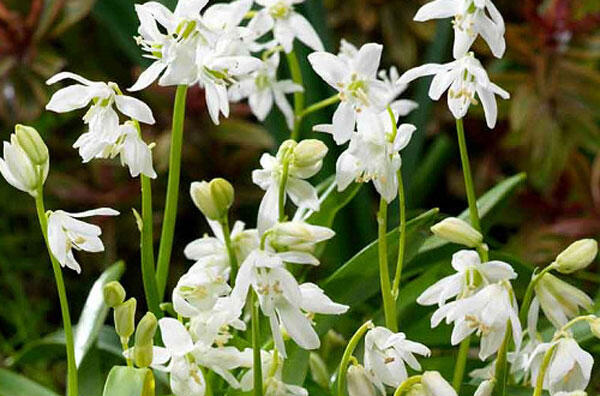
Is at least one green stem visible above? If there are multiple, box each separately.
[378,199,397,331]
[251,290,263,396]
[156,85,188,299]
[286,50,304,140]
[452,336,470,392]
[519,264,556,324]
[35,191,78,396]
[393,375,423,396]
[220,215,238,284]
[120,337,132,367]
[336,320,373,396]
[456,118,481,232]
[533,344,557,396]
[299,94,340,119]
[278,156,291,222]
[492,322,511,396]
[141,175,161,316]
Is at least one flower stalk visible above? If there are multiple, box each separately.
[34,189,78,396]
[378,199,398,332]
[393,375,423,396]
[533,344,557,396]
[156,85,188,299]
[220,215,239,283]
[519,263,556,324]
[251,290,263,396]
[286,50,304,140]
[337,320,373,396]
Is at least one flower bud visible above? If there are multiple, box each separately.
[14,124,49,166]
[421,371,455,396]
[135,312,157,347]
[133,343,153,368]
[346,365,376,396]
[554,239,598,274]
[293,139,328,169]
[589,317,600,339]
[270,221,334,252]
[114,297,136,339]
[309,353,329,389]
[430,217,483,248]
[276,139,297,161]
[190,178,234,220]
[103,281,126,308]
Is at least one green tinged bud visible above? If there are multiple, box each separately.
[135,312,157,347]
[555,239,598,274]
[292,139,328,168]
[590,317,600,339]
[114,298,136,339]
[190,178,234,220]
[430,217,483,248]
[103,281,126,308]
[346,365,377,396]
[134,344,154,368]
[14,124,49,166]
[308,353,329,389]
[276,140,297,160]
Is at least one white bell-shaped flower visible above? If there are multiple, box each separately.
[534,273,593,329]
[172,267,231,318]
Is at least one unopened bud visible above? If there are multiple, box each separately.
[589,317,600,339]
[114,297,136,339]
[276,140,297,161]
[422,371,454,396]
[134,344,154,368]
[14,124,49,166]
[135,312,157,347]
[430,217,483,248]
[293,139,328,168]
[554,239,598,274]
[346,365,376,396]
[190,178,234,220]
[103,281,126,308]
[309,353,329,388]
[270,222,334,252]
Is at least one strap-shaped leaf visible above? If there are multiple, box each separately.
[0,369,59,396]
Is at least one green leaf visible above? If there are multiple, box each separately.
[102,366,155,396]
[418,173,527,256]
[51,0,99,37]
[74,261,126,366]
[319,208,440,306]
[0,369,59,396]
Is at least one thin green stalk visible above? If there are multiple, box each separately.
[120,337,132,367]
[35,191,78,396]
[452,336,470,392]
[377,199,397,332]
[492,323,511,396]
[286,50,304,140]
[156,85,188,299]
[337,320,373,396]
[299,94,340,119]
[220,215,238,283]
[393,375,423,396]
[519,264,556,324]
[251,290,263,396]
[278,156,291,222]
[456,118,481,232]
[140,175,161,317]
[533,344,557,396]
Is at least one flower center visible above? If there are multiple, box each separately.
[269,2,292,19]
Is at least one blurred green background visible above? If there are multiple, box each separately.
[1,0,600,394]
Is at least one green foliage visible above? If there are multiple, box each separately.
[0,369,59,396]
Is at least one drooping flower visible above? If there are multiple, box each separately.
[397,52,509,128]
[527,337,594,394]
[414,0,506,59]
[417,249,516,306]
[364,327,431,391]
[189,296,246,346]
[47,208,120,273]
[318,108,415,202]
[172,267,231,318]
[248,0,324,53]
[229,52,303,129]
[308,42,390,144]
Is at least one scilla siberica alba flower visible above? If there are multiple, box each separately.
[397,52,509,128]
[189,296,246,347]
[527,336,593,395]
[414,0,506,59]
[232,221,348,357]
[172,266,231,318]
[229,52,303,129]
[248,0,324,54]
[317,107,416,203]
[47,208,119,273]
[403,371,458,396]
[364,327,431,391]
[308,42,390,144]
[45,72,157,177]
[253,139,327,234]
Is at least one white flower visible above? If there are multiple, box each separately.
[229,52,303,129]
[308,42,390,144]
[474,379,495,396]
[189,296,246,346]
[129,0,208,91]
[534,273,593,329]
[47,208,119,273]
[172,267,231,318]
[0,131,48,197]
[414,0,505,59]
[431,282,522,360]
[248,0,323,53]
[184,219,258,278]
[320,108,415,202]
[264,377,308,396]
[397,53,509,128]
[298,283,348,315]
[420,371,458,396]
[252,144,324,234]
[528,337,593,394]
[364,327,431,391]
[417,250,516,306]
